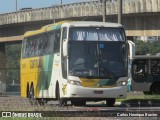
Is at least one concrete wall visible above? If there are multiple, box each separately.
[0,0,160,39]
[0,0,160,25]
[0,43,6,94]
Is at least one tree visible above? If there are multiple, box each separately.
[5,43,21,86]
[134,40,160,55]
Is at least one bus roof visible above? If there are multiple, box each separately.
[24,21,123,37]
[24,21,71,37]
[62,21,123,28]
[134,55,160,59]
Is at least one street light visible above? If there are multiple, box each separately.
[61,0,62,5]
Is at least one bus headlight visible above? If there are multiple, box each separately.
[116,81,127,86]
[67,80,82,86]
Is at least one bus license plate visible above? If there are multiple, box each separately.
[94,91,103,94]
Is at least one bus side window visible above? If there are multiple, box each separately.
[35,36,39,56]
[47,32,54,54]
[30,37,36,57]
[24,38,29,58]
[42,34,48,55]
[54,30,60,53]
[38,34,44,56]
[151,59,160,74]
[61,27,67,79]
[27,38,33,57]
[22,38,27,58]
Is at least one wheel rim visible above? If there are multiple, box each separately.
[57,86,67,106]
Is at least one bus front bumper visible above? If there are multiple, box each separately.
[64,84,127,99]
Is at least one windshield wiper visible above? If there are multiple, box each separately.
[70,62,85,70]
[99,66,118,79]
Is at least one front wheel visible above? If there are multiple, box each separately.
[37,99,47,105]
[106,98,115,107]
[151,84,160,94]
[29,85,36,105]
[57,85,67,107]
[26,83,29,98]
[143,91,152,95]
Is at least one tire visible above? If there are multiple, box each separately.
[29,85,36,105]
[57,85,67,107]
[26,83,29,98]
[71,100,86,106]
[37,99,47,105]
[106,98,115,107]
[151,84,160,94]
[143,91,152,95]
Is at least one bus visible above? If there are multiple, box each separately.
[127,41,160,94]
[21,21,128,106]
[131,55,160,94]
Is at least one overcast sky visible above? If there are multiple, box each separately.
[0,0,87,14]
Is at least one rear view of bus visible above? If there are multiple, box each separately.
[61,21,128,106]
[21,21,128,107]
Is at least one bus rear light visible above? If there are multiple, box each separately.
[67,80,82,86]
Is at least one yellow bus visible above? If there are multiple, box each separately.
[21,21,128,106]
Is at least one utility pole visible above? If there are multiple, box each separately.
[118,0,122,24]
[61,0,63,5]
[16,0,18,11]
[102,0,106,22]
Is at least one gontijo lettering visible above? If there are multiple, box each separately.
[30,59,42,69]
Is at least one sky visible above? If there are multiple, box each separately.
[0,0,87,14]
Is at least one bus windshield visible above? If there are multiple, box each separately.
[68,27,127,79]
[69,27,125,41]
[68,41,127,79]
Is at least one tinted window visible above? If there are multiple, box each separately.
[53,30,61,53]
[69,27,125,41]
[22,29,61,58]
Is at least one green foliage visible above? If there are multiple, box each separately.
[5,43,21,86]
[134,40,160,55]
[6,43,21,68]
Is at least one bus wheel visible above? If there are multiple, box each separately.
[106,98,115,107]
[57,85,67,107]
[26,83,29,98]
[151,84,160,94]
[37,99,47,105]
[71,100,86,106]
[29,85,36,105]
[143,91,152,95]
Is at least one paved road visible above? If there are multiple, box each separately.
[0,95,160,119]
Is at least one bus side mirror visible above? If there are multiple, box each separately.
[63,39,68,57]
[127,40,135,59]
